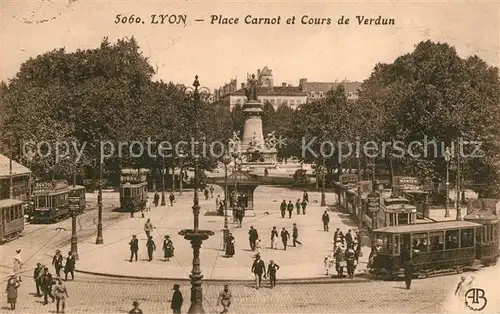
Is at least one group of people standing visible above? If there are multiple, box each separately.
[324,228,362,279]
[279,192,308,219]
[129,226,175,263]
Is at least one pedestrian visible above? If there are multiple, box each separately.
[204,188,209,200]
[216,194,221,209]
[303,190,309,203]
[64,251,75,281]
[52,277,69,313]
[163,235,174,261]
[287,200,294,218]
[267,260,280,288]
[280,200,286,218]
[154,191,159,207]
[52,250,63,278]
[33,262,43,297]
[13,249,22,282]
[334,244,346,278]
[251,255,266,289]
[324,254,332,275]
[346,244,357,279]
[322,211,330,231]
[295,199,301,215]
[236,207,244,228]
[248,226,258,251]
[345,229,353,246]
[270,226,278,250]
[209,185,214,198]
[292,223,302,247]
[40,267,55,305]
[170,284,183,314]
[217,284,232,313]
[129,301,143,314]
[225,232,235,258]
[280,228,290,251]
[169,192,175,206]
[218,201,224,216]
[146,236,156,261]
[5,273,20,310]
[129,235,139,262]
[404,260,413,289]
[144,219,154,239]
[301,198,307,215]
[140,205,145,218]
[333,228,340,243]
[254,239,262,256]
[146,196,151,211]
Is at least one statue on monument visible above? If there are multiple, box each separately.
[265,131,277,149]
[244,74,259,101]
[249,132,263,151]
[229,131,242,154]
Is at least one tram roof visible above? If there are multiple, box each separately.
[33,185,85,195]
[0,198,24,208]
[374,220,482,234]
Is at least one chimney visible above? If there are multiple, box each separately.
[241,83,245,89]
[282,82,286,87]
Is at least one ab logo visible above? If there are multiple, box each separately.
[465,288,487,311]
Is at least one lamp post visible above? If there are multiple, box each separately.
[320,162,326,207]
[95,155,104,245]
[444,147,451,218]
[357,156,363,229]
[179,149,186,196]
[171,153,176,194]
[9,138,13,199]
[455,139,462,221]
[222,152,232,249]
[231,151,240,209]
[69,160,79,259]
[178,75,214,314]
[161,156,166,206]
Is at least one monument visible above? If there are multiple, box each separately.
[229,74,277,167]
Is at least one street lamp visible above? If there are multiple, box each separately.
[231,151,240,210]
[455,139,462,221]
[95,155,104,245]
[171,152,176,194]
[320,162,326,207]
[70,160,79,259]
[178,75,214,314]
[161,156,166,206]
[179,149,186,196]
[221,152,232,250]
[444,147,451,218]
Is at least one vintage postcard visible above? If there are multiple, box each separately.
[0,0,499,313]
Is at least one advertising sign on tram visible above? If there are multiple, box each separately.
[367,192,380,212]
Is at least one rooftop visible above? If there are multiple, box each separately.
[375,220,481,233]
[301,81,362,94]
[231,86,307,97]
[0,154,31,178]
[0,198,24,208]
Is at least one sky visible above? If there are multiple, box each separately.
[1,0,498,90]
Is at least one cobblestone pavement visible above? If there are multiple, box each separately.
[4,272,459,313]
[62,186,372,279]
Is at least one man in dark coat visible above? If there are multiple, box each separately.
[333,228,341,243]
[287,201,294,218]
[169,192,175,206]
[404,260,413,289]
[40,267,55,305]
[251,255,266,289]
[322,211,330,231]
[129,235,139,262]
[52,250,63,278]
[303,191,309,203]
[171,284,183,314]
[345,230,353,247]
[153,192,159,207]
[267,260,280,288]
[301,199,307,214]
[248,226,259,251]
[64,251,75,281]
[280,228,290,251]
[33,263,43,297]
[292,223,302,247]
[280,200,286,218]
[146,236,156,262]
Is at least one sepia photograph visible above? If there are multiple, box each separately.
[0,0,499,313]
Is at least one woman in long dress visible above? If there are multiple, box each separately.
[52,277,69,313]
[5,273,20,310]
[13,249,22,282]
[225,233,235,258]
[162,235,174,261]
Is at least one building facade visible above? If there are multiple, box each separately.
[213,66,362,111]
[0,154,32,201]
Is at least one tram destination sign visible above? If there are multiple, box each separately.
[367,192,380,212]
[68,197,80,211]
[33,182,57,192]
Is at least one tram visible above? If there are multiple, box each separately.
[0,199,24,243]
[370,219,499,279]
[119,169,148,213]
[31,181,86,223]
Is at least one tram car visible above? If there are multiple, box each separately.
[0,199,24,243]
[119,181,148,213]
[31,181,86,223]
[370,219,499,279]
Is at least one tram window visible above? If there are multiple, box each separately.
[393,235,399,255]
[445,230,459,249]
[460,229,474,248]
[38,197,47,207]
[477,228,484,243]
[123,188,131,197]
[429,232,444,251]
[389,214,395,226]
[413,233,428,252]
[374,235,388,253]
